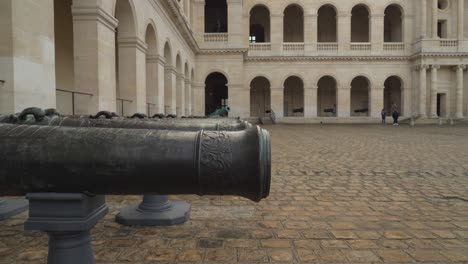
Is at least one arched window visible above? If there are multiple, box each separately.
[283,5,304,42]
[205,0,227,33]
[249,5,270,43]
[318,5,337,42]
[351,4,370,42]
[384,5,403,42]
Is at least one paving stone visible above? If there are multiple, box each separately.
[377,249,414,262]
[2,125,468,263]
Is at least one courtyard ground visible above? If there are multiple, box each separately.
[1,124,468,263]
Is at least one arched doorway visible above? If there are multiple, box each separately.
[318,5,337,42]
[249,5,270,43]
[384,5,403,42]
[184,63,190,115]
[283,5,304,42]
[250,77,271,117]
[317,76,337,117]
[54,0,76,115]
[176,54,183,116]
[205,72,228,116]
[284,76,304,117]
[145,24,158,116]
[384,76,402,116]
[351,76,370,116]
[163,42,173,114]
[115,0,137,116]
[205,0,227,33]
[351,4,370,42]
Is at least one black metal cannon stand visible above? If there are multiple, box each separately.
[116,194,190,226]
[0,198,28,220]
[24,193,108,264]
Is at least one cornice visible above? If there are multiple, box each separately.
[155,0,200,53]
[71,6,118,32]
[244,56,411,62]
[411,52,468,60]
[199,49,248,55]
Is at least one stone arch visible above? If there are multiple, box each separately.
[350,76,370,116]
[318,4,337,42]
[384,4,403,42]
[351,4,370,42]
[145,23,158,116]
[250,76,271,117]
[317,76,337,117]
[115,0,139,116]
[163,41,174,114]
[250,5,271,43]
[205,72,228,116]
[384,76,403,116]
[54,0,77,115]
[175,54,184,116]
[283,4,304,42]
[184,62,190,115]
[205,0,227,33]
[114,0,138,39]
[283,76,304,117]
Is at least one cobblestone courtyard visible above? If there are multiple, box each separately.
[1,124,468,263]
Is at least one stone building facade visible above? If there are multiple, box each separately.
[1,0,468,121]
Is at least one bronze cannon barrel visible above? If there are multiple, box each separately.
[0,124,271,202]
[0,114,250,131]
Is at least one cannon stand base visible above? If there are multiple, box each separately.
[0,198,28,220]
[24,193,108,264]
[116,195,190,226]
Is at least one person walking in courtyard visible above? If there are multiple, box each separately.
[392,109,400,126]
[381,109,386,124]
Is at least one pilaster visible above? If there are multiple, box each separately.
[271,88,284,118]
[304,87,318,117]
[337,87,351,117]
[430,64,440,118]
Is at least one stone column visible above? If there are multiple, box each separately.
[371,14,384,51]
[271,88,284,118]
[419,65,428,117]
[304,87,318,117]
[227,0,243,48]
[228,83,249,117]
[117,37,148,116]
[270,14,284,53]
[165,66,177,115]
[176,73,185,116]
[337,87,351,117]
[370,87,384,118]
[156,56,166,114]
[421,0,427,38]
[72,6,119,114]
[193,0,205,43]
[145,55,159,116]
[337,13,351,51]
[432,0,438,38]
[185,78,192,116]
[192,83,205,116]
[458,0,465,39]
[304,14,318,52]
[430,64,440,117]
[455,65,466,118]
